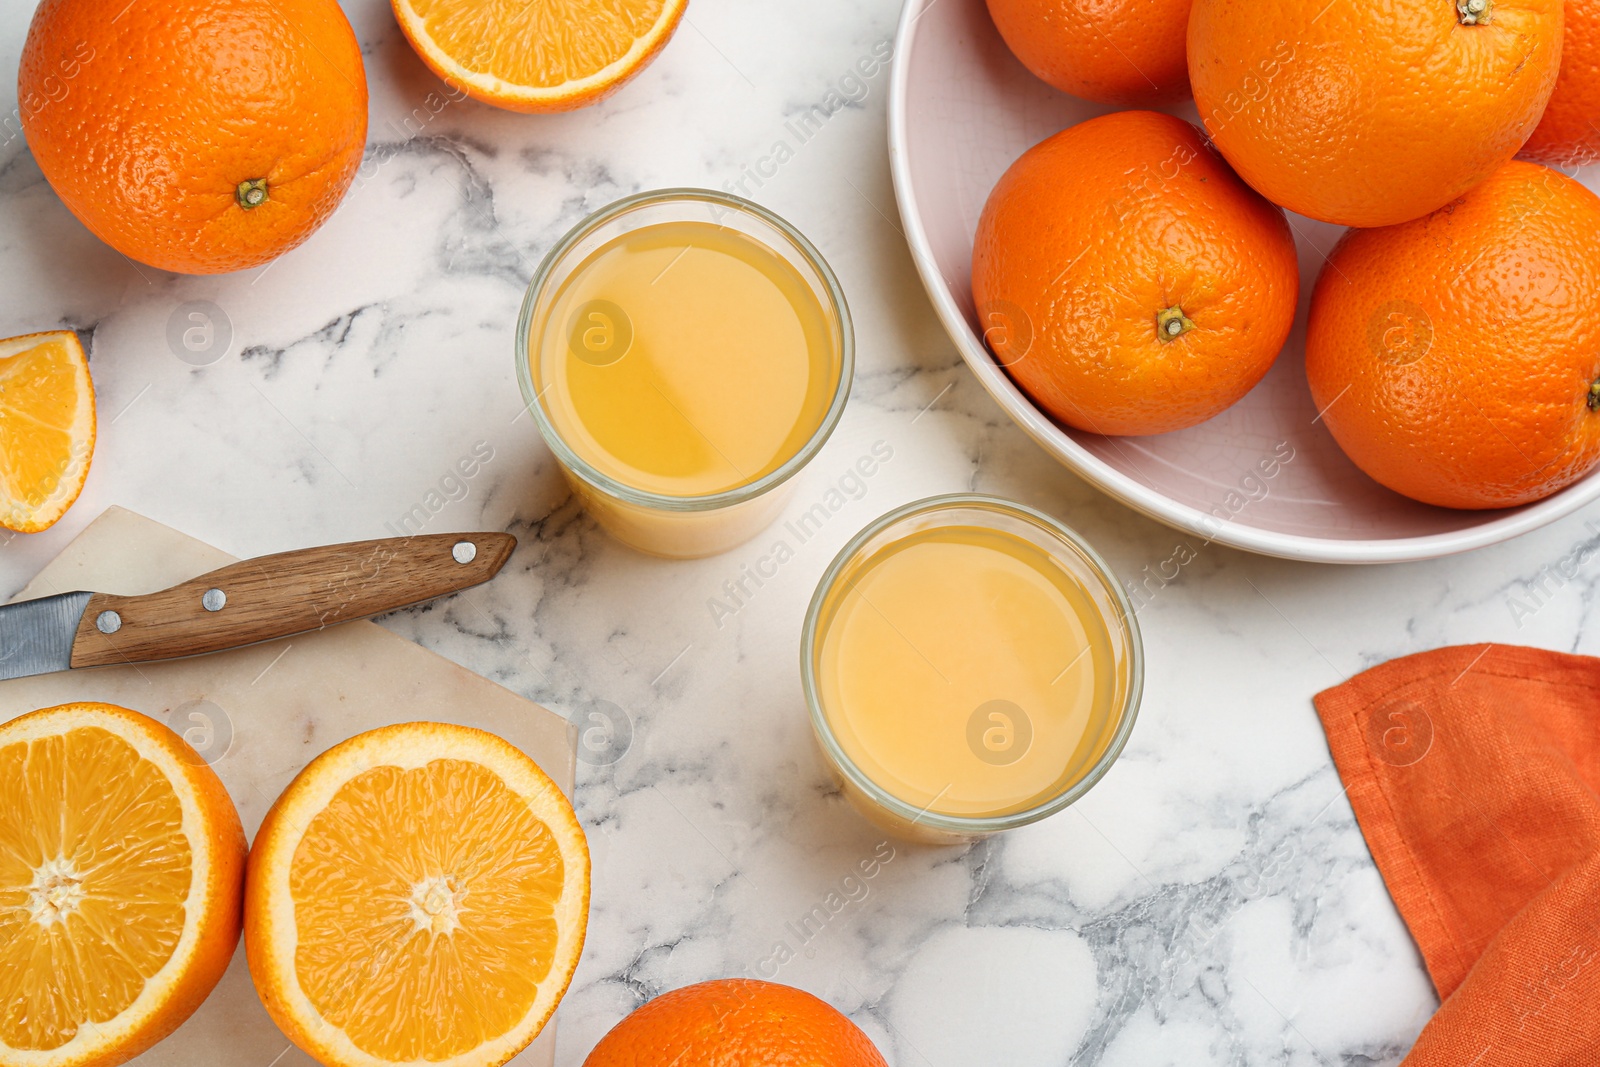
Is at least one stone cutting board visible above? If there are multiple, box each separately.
[0,506,575,1067]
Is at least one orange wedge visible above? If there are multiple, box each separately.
[0,703,247,1067]
[0,331,95,534]
[392,0,687,113]
[244,723,590,1067]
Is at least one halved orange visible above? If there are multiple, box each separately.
[392,0,688,113]
[244,722,590,1067]
[0,703,247,1067]
[0,331,95,534]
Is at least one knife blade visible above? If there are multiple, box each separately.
[0,532,516,681]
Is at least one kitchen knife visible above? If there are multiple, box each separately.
[0,532,516,681]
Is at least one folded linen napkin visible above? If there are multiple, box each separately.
[1314,644,1600,1064]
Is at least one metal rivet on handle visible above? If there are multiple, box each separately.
[452,541,477,564]
[202,588,226,612]
[96,610,121,634]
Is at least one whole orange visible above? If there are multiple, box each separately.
[20,0,368,275]
[1522,0,1600,165]
[582,979,889,1066]
[971,110,1299,437]
[1188,0,1562,228]
[1305,162,1600,510]
[987,0,1193,105]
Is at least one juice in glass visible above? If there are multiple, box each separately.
[517,190,852,558]
[803,496,1143,842]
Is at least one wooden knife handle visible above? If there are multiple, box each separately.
[69,532,516,669]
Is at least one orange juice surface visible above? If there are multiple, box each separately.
[815,524,1124,819]
[536,220,841,497]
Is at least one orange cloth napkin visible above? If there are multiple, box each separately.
[1314,644,1600,1065]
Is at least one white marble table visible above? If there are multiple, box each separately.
[2,1,1583,1062]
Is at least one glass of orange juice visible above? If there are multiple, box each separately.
[516,189,854,559]
[803,495,1143,843]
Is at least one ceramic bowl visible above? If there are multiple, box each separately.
[886,0,1600,563]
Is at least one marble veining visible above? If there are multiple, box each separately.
[0,0,1582,1063]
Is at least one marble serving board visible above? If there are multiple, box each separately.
[0,506,576,1067]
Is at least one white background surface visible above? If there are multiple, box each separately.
[1,0,1590,1062]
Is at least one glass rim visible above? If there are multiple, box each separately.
[515,187,855,514]
[800,493,1145,836]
